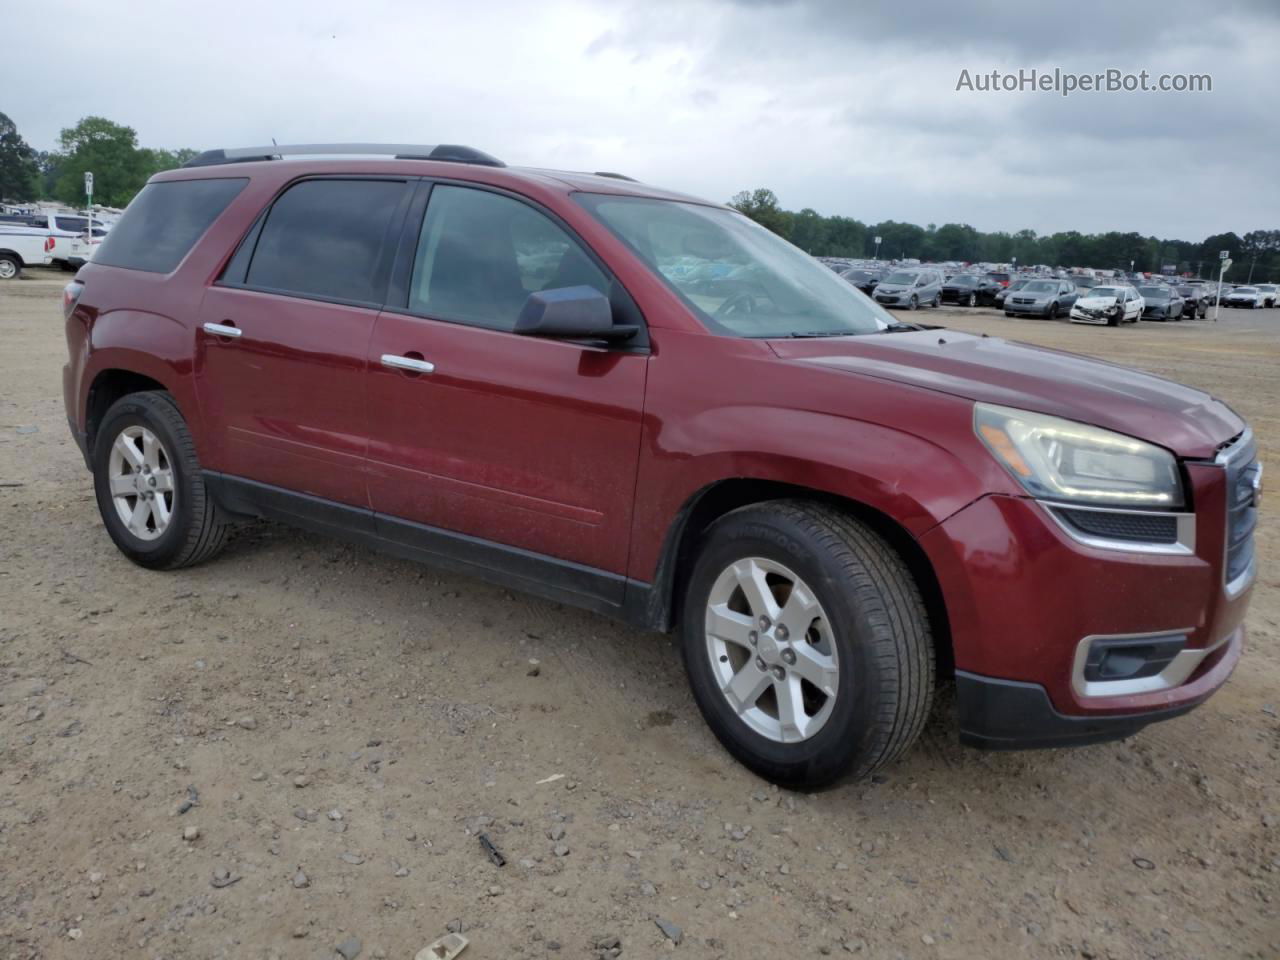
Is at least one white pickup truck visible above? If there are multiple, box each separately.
[0,227,55,279]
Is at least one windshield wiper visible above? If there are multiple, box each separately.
[877,321,925,333]
[779,330,856,338]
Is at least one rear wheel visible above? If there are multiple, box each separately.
[0,255,19,280]
[907,295,918,311]
[680,502,934,787]
[92,391,231,570]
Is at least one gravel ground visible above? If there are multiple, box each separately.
[1,271,1277,960]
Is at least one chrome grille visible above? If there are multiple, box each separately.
[1218,430,1259,594]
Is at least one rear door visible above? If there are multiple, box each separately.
[364,182,648,595]
[197,176,412,507]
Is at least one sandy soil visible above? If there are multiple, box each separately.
[1,271,1277,960]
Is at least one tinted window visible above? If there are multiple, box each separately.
[409,185,610,331]
[94,178,248,273]
[246,179,405,303]
[55,217,88,233]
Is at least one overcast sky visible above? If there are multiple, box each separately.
[7,0,1278,240]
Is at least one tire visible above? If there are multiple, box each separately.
[1046,302,1058,320]
[931,294,940,308]
[92,391,231,570]
[907,295,918,311]
[1106,313,1119,327]
[966,293,976,307]
[0,254,19,280]
[1004,311,1014,317]
[680,501,934,787]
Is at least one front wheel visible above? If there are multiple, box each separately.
[1046,302,1059,320]
[907,295,918,311]
[92,391,232,570]
[0,254,20,280]
[680,502,934,787]
[966,292,977,307]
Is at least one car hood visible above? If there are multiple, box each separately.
[769,330,1243,458]
[1075,295,1121,308]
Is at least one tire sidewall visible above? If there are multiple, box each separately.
[92,396,198,568]
[680,511,886,784]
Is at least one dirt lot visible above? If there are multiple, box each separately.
[1,271,1277,960]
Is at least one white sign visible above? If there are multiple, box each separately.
[874,236,882,245]
[1219,249,1230,259]
[1221,258,1233,271]
[84,172,94,198]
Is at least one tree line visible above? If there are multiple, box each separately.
[2,114,1274,283]
[0,113,195,209]
[729,188,1279,284]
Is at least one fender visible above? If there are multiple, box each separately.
[79,309,205,456]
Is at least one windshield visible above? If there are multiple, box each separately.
[1023,281,1055,293]
[882,271,919,285]
[842,270,876,282]
[1088,287,1120,299]
[1138,286,1169,299]
[577,194,898,337]
[949,275,979,286]
[1235,287,1258,294]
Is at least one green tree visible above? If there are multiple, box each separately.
[52,116,151,207]
[0,112,40,201]
[728,188,793,239]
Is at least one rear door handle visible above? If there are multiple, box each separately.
[380,354,435,374]
[203,322,242,338]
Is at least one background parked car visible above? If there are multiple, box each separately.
[1175,283,1210,319]
[1004,278,1078,319]
[1223,285,1265,308]
[0,227,55,279]
[993,276,1032,308]
[1137,285,1185,320]
[941,273,1002,306]
[837,267,884,295]
[985,271,1012,288]
[872,268,942,310]
[1255,283,1278,307]
[1069,285,1143,326]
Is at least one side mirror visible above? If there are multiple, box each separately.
[513,286,638,344]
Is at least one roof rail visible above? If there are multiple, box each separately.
[593,171,638,182]
[182,143,505,169]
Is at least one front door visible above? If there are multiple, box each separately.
[196,176,412,507]
[365,183,647,594]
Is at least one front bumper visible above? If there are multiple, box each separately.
[1069,306,1118,325]
[921,441,1256,749]
[956,623,1243,749]
[1004,301,1050,315]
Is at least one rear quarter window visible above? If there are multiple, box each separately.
[93,178,248,273]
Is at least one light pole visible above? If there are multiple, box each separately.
[84,172,94,242]
[1214,251,1230,322]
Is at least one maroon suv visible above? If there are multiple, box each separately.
[62,144,1259,786]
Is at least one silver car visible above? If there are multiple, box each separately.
[1004,279,1079,320]
[872,268,942,310]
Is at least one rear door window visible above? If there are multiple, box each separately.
[245,179,407,305]
[93,178,248,273]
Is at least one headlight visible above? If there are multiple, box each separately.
[975,403,1184,508]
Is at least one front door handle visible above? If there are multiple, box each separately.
[203,322,242,338]
[381,354,435,375]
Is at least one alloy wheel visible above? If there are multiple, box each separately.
[107,425,176,541]
[703,557,840,743]
[0,259,17,280]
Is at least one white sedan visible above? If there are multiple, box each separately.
[1068,285,1143,326]
[1223,286,1265,308]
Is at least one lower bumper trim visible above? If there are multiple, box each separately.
[955,670,1195,751]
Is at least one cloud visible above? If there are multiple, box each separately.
[4,0,1275,239]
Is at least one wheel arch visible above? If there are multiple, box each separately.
[84,368,172,455]
[636,478,954,679]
